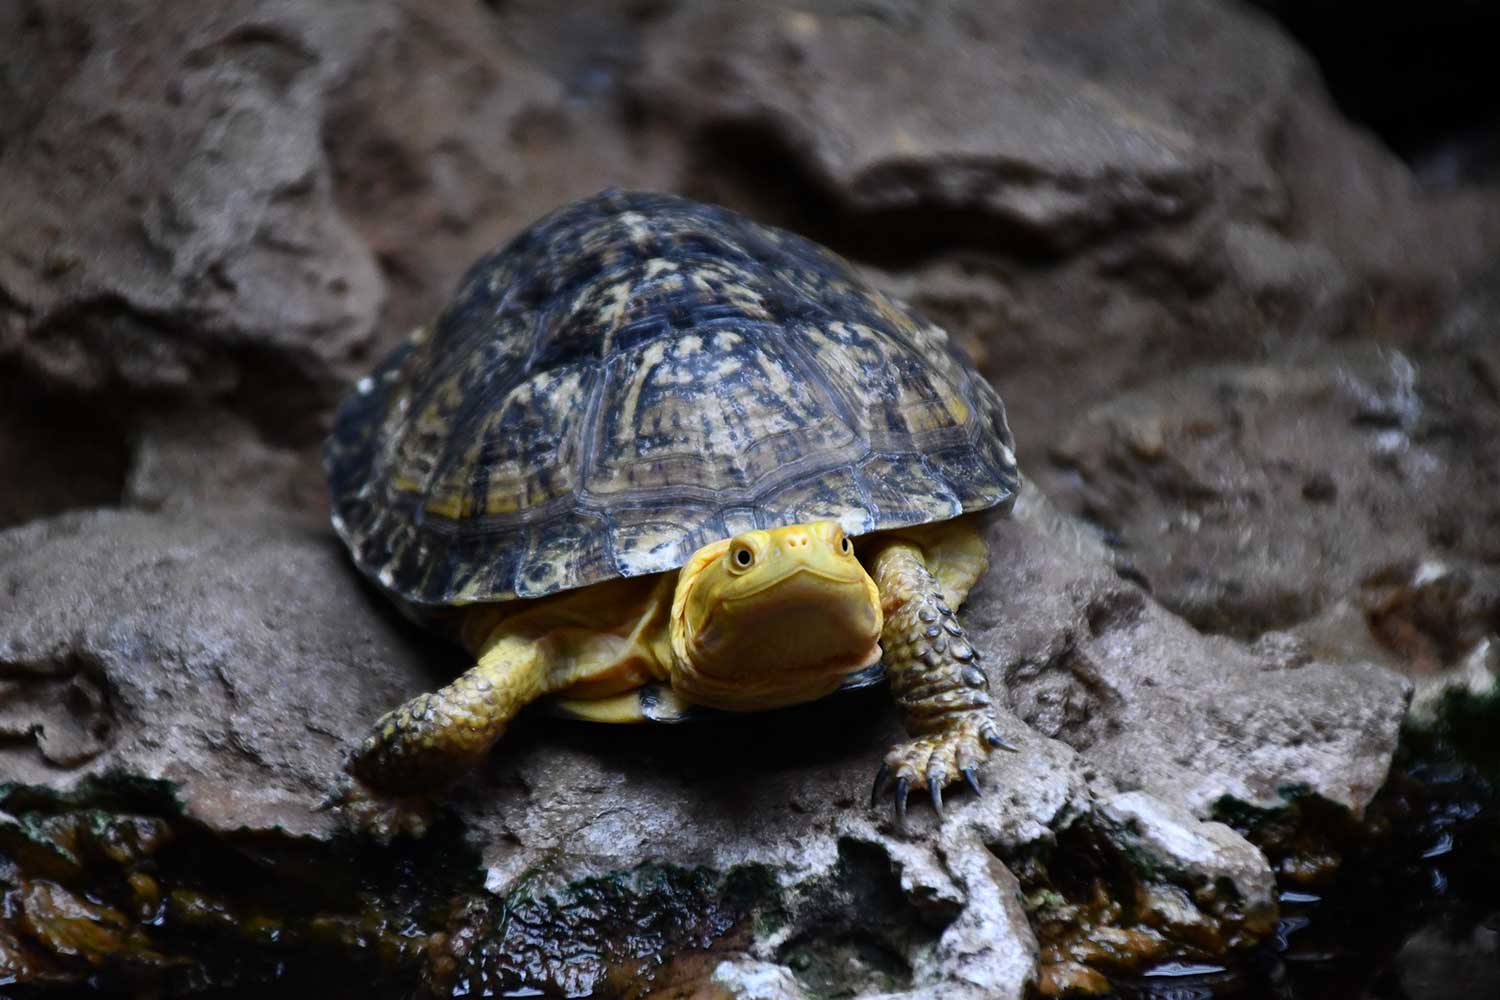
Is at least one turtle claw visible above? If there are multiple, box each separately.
[874,714,1013,824]
[982,721,1020,753]
[870,762,892,808]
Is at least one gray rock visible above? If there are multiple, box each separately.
[321,0,684,356]
[711,958,812,1000]
[7,0,1499,531]
[626,0,1500,459]
[638,2,1210,239]
[0,0,386,435]
[0,2,1476,993]
[1096,792,1274,914]
[1038,333,1500,722]
[0,508,436,837]
[985,499,1411,818]
[122,409,326,524]
[0,503,1412,996]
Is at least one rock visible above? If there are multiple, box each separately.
[0,502,1412,995]
[988,497,1411,818]
[710,958,812,1000]
[638,3,1211,239]
[0,508,438,837]
[1095,793,1274,917]
[1037,292,1500,728]
[1042,342,1500,640]
[627,0,1500,457]
[122,409,327,524]
[0,509,1067,997]
[1274,63,1500,302]
[0,0,386,440]
[1398,922,1500,999]
[7,0,1499,525]
[0,0,1490,994]
[322,0,685,355]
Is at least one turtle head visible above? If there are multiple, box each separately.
[669,521,883,711]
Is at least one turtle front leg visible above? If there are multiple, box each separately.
[867,537,1015,823]
[348,631,546,796]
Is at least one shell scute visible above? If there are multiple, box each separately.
[326,189,1019,605]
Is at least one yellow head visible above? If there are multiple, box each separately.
[668,521,883,711]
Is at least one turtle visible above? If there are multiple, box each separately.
[326,189,1022,822]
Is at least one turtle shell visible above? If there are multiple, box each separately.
[326,189,1019,607]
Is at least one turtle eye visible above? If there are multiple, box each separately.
[839,535,853,555]
[730,545,755,571]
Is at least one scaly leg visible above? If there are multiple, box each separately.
[867,536,1015,822]
[348,631,546,795]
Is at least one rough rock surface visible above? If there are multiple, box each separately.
[7,0,1499,520]
[0,0,385,436]
[992,492,1410,818]
[1043,341,1500,638]
[0,509,436,836]
[0,500,1406,996]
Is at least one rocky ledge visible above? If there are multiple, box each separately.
[0,492,1408,997]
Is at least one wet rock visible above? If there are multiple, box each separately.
[0,509,1060,997]
[709,958,812,1000]
[1096,793,1274,916]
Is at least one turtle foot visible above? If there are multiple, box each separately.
[323,774,437,842]
[871,713,1017,825]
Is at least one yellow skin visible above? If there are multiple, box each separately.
[349,516,1012,821]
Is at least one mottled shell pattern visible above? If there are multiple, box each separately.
[326,190,1020,607]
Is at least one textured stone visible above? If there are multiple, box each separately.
[1096,792,1274,913]
[710,958,812,1000]
[0,508,438,837]
[0,502,1412,996]
[0,0,386,437]
[638,3,1211,237]
[323,0,684,354]
[984,494,1411,817]
[122,409,326,524]
[1039,331,1500,708]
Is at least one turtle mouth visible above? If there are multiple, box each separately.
[720,564,867,604]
